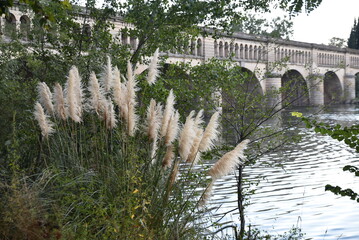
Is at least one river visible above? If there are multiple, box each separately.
[209,104,359,239]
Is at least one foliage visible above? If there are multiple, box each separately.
[0,58,225,239]
[233,14,294,39]
[328,37,346,48]
[292,112,359,203]
[0,0,72,26]
[348,18,359,49]
[114,0,322,63]
[162,58,307,239]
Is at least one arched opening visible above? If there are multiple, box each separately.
[121,33,128,45]
[222,67,264,143]
[224,42,229,57]
[214,40,218,57]
[240,44,243,59]
[219,41,223,58]
[82,24,91,41]
[281,70,309,106]
[20,15,30,40]
[197,39,202,56]
[323,71,343,104]
[4,13,16,37]
[230,42,234,56]
[235,43,239,59]
[130,37,137,50]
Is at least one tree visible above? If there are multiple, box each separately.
[114,0,322,63]
[163,58,312,239]
[328,37,346,48]
[348,18,359,49]
[233,14,294,40]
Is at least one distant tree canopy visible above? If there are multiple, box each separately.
[348,18,359,49]
[328,37,346,48]
[232,14,294,39]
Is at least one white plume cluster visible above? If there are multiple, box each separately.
[209,139,250,180]
[37,82,54,115]
[53,83,67,120]
[34,102,54,138]
[147,48,159,85]
[32,49,248,209]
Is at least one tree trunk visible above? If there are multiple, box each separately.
[237,165,245,240]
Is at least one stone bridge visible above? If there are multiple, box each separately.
[3,5,359,106]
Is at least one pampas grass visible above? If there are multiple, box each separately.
[147,48,159,85]
[161,90,175,138]
[162,145,174,169]
[53,83,67,120]
[29,51,246,239]
[126,62,138,136]
[178,111,196,161]
[34,102,54,138]
[101,56,113,93]
[65,66,82,123]
[199,112,220,152]
[37,82,54,115]
[145,99,162,142]
[164,110,179,146]
[209,139,250,180]
[88,72,105,115]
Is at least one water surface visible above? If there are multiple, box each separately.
[209,105,359,239]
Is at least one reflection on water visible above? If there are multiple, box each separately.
[209,105,359,239]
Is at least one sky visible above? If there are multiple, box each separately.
[289,0,359,45]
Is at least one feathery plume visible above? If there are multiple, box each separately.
[37,82,54,115]
[209,139,250,180]
[119,82,128,121]
[162,145,175,169]
[101,56,113,93]
[105,98,117,129]
[147,48,159,85]
[88,72,105,114]
[161,90,175,137]
[127,101,138,136]
[199,112,220,152]
[164,110,179,146]
[194,109,204,127]
[199,181,214,206]
[72,66,84,117]
[34,102,54,138]
[127,61,134,86]
[186,109,205,163]
[178,111,196,161]
[187,127,203,164]
[113,66,122,107]
[53,83,67,120]
[145,99,163,142]
[65,67,82,122]
[125,63,138,136]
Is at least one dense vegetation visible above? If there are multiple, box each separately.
[0,0,325,239]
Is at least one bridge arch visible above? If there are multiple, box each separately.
[355,72,359,98]
[19,15,30,39]
[197,39,202,56]
[323,71,343,104]
[219,41,223,57]
[281,69,309,106]
[4,13,16,37]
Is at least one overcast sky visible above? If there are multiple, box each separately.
[289,0,359,45]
